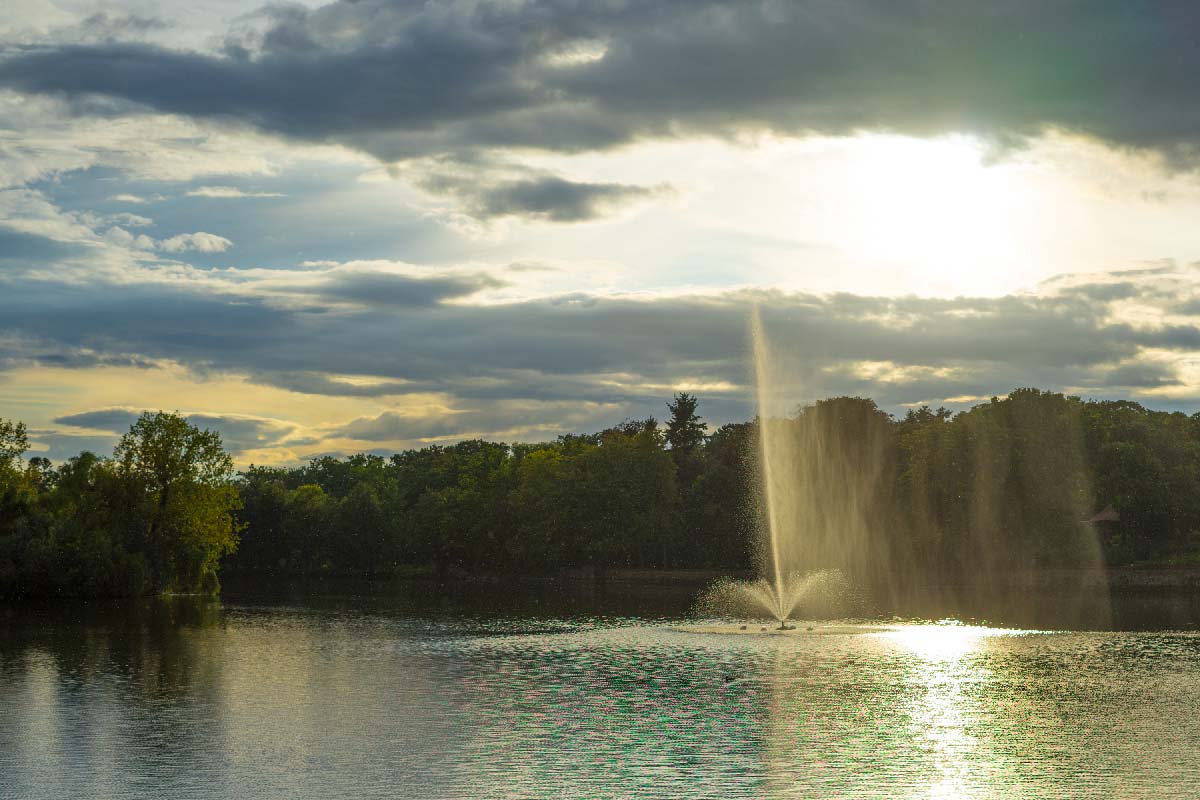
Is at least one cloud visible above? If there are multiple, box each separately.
[53,407,142,432]
[186,186,285,199]
[53,407,301,454]
[475,177,664,222]
[157,231,232,252]
[336,400,622,443]
[104,226,233,253]
[306,267,505,307]
[5,190,1200,450]
[184,412,302,453]
[4,1,1200,168]
[103,225,156,250]
[256,371,413,398]
[421,172,667,221]
[7,256,1200,441]
[109,212,153,227]
[1061,282,1142,303]
[0,226,88,264]
[109,193,149,204]
[54,13,169,45]
[507,262,560,273]
[1100,362,1181,389]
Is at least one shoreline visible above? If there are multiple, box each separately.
[220,565,1200,592]
[11,565,1200,605]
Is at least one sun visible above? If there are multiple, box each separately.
[837,134,1049,296]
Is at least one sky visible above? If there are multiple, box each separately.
[4,0,1200,465]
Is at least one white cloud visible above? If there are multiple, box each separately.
[186,185,285,199]
[158,231,233,253]
[110,212,153,227]
[104,226,231,253]
[104,225,156,250]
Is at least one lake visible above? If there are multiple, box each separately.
[4,581,1200,798]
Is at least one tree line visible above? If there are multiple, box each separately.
[0,413,240,598]
[3,388,1200,598]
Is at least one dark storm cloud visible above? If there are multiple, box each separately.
[4,0,1200,166]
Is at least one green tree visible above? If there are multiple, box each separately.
[0,418,34,532]
[686,422,756,568]
[569,427,680,568]
[509,446,571,570]
[228,467,291,576]
[665,393,706,460]
[0,418,28,465]
[113,412,241,594]
[284,484,334,575]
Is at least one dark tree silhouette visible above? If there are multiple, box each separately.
[665,393,707,457]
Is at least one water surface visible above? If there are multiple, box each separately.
[3,587,1200,799]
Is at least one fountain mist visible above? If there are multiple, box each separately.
[715,307,892,625]
[706,306,1112,630]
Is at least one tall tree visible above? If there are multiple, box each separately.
[665,393,707,457]
[114,412,241,594]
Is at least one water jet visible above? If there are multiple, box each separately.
[695,307,870,627]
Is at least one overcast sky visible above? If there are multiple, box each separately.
[4,0,1200,464]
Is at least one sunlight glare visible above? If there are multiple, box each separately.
[839,135,1044,296]
[887,622,993,661]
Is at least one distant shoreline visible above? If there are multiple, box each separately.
[219,565,1200,594]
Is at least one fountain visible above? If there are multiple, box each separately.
[694,569,857,631]
[751,306,805,626]
[683,305,1113,635]
[688,307,887,632]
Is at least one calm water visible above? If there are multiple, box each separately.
[4,585,1200,799]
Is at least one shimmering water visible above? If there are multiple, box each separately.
[4,590,1200,799]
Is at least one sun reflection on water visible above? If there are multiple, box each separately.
[882,624,1037,799]
[885,623,1009,661]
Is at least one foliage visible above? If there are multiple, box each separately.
[0,412,240,598]
[5,389,1200,598]
[665,393,707,457]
